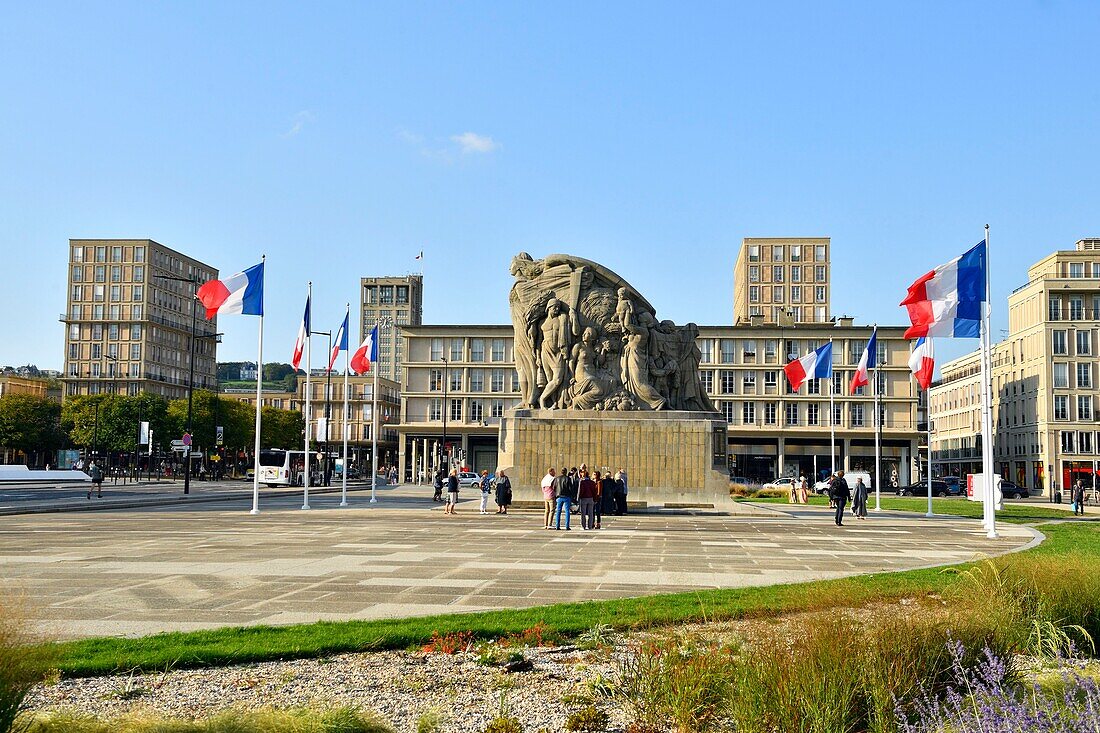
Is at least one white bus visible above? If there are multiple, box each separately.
[257,449,320,487]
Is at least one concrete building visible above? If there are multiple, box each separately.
[61,239,219,400]
[396,322,920,486]
[360,275,423,383]
[733,238,831,325]
[0,374,54,400]
[930,238,1100,495]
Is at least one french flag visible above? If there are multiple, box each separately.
[328,313,349,371]
[195,262,264,319]
[351,325,378,374]
[292,295,310,371]
[785,342,833,392]
[909,337,935,390]
[900,240,986,339]
[849,327,877,393]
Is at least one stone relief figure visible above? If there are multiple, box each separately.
[508,252,715,413]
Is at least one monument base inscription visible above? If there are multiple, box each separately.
[497,409,735,508]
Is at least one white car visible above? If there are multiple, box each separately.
[458,471,488,488]
[762,476,798,491]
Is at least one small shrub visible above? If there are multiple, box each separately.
[564,704,609,732]
[576,623,618,651]
[483,718,522,733]
[422,630,474,655]
[501,622,555,648]
[752,488,788,499]
[729,483,749,497]
[415,709,445,733]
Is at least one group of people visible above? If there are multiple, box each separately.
[432,468,513,516]
[540,465,629,530]
[824,470,869,526]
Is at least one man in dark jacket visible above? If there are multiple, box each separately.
[830,470,852,526]
[553,466,575,530]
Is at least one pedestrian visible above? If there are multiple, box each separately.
[614,468,628,515]
[540,467,557,528]
[495,470,512,514]
[826,473,837,510]
[798,474,809,504]
[553,465,575,530]
[830,470,851,526]
[389,466,398,485]
[1072,479,1086,516]
[444,469,459,514]
[433,468,444,502]
[87,461,103,499]
[578,469,597,530]
[569,467,580,514]
[852,477,868,519]
[598,470,616,528]
[478,469,492,514]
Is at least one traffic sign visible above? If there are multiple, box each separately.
[182,432,192,447]
[170,439,186,449]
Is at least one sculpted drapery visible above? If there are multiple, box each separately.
[509,252,717,413]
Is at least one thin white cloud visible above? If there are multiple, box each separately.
[282,110,315,138]
[451,132,499,154]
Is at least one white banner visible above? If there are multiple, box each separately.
[315,417,328,442]
[139,421,150,445]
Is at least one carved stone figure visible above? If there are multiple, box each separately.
[508,252,716,413]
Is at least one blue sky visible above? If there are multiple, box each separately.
[2,1,1098,370]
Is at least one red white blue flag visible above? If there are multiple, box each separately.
[195,262,264,319]
[900,241,986,339]
[784,342,832,392]
[328,313,349,371]
[292,295,310,371]
[351,325,378,374]
[908,337,935,390]
[849,327,877,393]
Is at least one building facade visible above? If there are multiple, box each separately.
[61,239,219,400]
[397,322,920,486]
[733,238,831,325]
[360,275,423,383]
[930,238,1100,495]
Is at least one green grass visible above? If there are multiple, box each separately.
[43,522,1099,679]
[24,707,392,733]
[742,494,1081,523]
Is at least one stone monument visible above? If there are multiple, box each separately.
[497,253,734,508]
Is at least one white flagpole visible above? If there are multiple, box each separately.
[980,225,997,538]
[340,303,350,508]
[873,326,882,512]
[250,255,265,516]
[370,324,380,504]
[303,282,312,511]
[830,338,836,476]
[927,404,934,518]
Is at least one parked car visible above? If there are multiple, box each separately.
[998,480,1029,500]
[729,475,751,486]
[458,471,489,488]
[814,471,872,495]
[896,480,952,497]
[762,476,797,492]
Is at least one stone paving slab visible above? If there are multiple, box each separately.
[0,490,1040,640]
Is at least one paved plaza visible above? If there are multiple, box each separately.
[0,484,1039,639]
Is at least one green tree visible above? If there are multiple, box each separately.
[260,406,304,449]
[281,372,298,392]
[263,362,295,382]
[0,394,64,466]
[63,393,174,457]
[167,391,256,453]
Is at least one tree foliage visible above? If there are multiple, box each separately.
[166,390,255,452]
[62,393,173,453]
[260,406,304,449]
[0,394,64,463]
[263,363,296,382]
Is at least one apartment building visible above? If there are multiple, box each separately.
[61,239,219,400]
[360,275,423,383]
[396,321,920,485]
[733,238,831,325]
[930,238,1100,495]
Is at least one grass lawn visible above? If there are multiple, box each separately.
[44,520,1099,679]
[740,494,1080,523]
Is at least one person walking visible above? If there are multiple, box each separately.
[598,470,617,528]
[478,470,492,514]
[541,468,557,529]
[1072,479,1086,516]
[444,469,459,515]
[614,468,629,515]
[830,470,851,526]
[798,474,809,504]
[553,466,575,530]
[87,461,103,499]
[578,469,597,530]
[432,468,444,502]
[494,470,512,514]
[852,476,869,520]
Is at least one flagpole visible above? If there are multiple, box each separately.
[980,225,997,538]
[340,303,350,508]
[873,326,882,512]
[830,337,836,476]
[370,323,381,504]
[303,282,312,511]
[250,255,265,516]
[926,394,933,518]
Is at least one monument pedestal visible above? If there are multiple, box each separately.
[497,409,735,509]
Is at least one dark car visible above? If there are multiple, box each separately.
[998,480,1029,500]
[896,480,952,497]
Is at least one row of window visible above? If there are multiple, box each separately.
[700,338,889,366]
[747,306,830,322]
[71,264,145,284]
[1049,295,1100,321]
[1053,394,1095,421]
[363,284,413,305]
[69,303,144,321]
[1052,329,1092,356]
[1052,362,1093,389]
[746,244,828,263]
[748,285,828,305]
[1060,431,1096,454]
[68,342,142,362]
[72,244,146,264]
[429,337,509,363]
[427,398,509,422]
[429,368,520,393]
[701,370,891,396]
[70,284,144,303]
[715,400,886,428]
[68,323,142,341]
[747,265,828,284]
